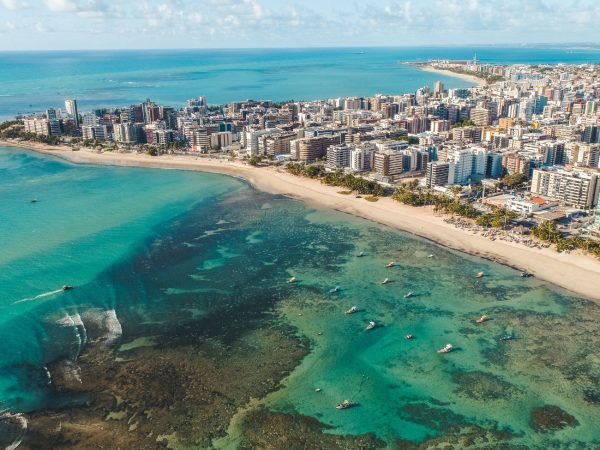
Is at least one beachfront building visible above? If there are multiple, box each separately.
[326,144,351,169]
[426,161,450,187]
[530,168,600,209]
[350,146,375,172]
[374,149,404,178]
[64,99,79,128]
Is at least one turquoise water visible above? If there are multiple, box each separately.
[1,147,599,448]
[2,46,600,119]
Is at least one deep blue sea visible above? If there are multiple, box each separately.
[1,46,599,119]
[1,147,599,448]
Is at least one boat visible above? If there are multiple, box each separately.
[330,285,340,293]
[62,285,74,291]
[335,400,357,410]
[30,198,38,203]
[437,343,454,353]
[520,271,532,278]
[427,254,434,258]
[345,306,359,314]
[476,272,485,278]
[476,314,489,324]
[287,277,297,284]
[404,291,414,298]
[314,388,322,392]
[357,251,364,257]
[500,335,513,342]
[405,334,414,340]
[386,261,395,268]
[366,321,376,330]
[381,278,390,285]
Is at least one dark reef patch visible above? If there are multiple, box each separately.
[529,405,578,432]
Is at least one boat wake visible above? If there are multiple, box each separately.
[14,288,65,304]
[0,411,27,450]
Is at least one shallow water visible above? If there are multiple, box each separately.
[1,147,599,448]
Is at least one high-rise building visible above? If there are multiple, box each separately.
[530,168,600,209]
[65,99,79,127]
[426,161,450,187]
[326,144,351,169]
[374,150,404,177]
[433,81,445,97]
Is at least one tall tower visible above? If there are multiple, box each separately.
[65,99,79,127]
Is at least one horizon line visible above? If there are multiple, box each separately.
[1,42,600,53]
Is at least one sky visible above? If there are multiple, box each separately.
[0,0,599,51]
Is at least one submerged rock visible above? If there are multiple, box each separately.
[530,405,578,432]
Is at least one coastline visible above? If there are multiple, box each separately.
[419,65,486,87]
[3,139,600,301]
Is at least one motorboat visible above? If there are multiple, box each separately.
[500,335,513,342]
[386,261,395,268]
[520,271,532,278]
[404,291,414,298]
[345,306,359,315]
[437,343,454,353]
[476,314,489,324]
[330,285,340,293]
[381,278,390,285]
[427,254,434,258]
[30,198,38,203]
[476,272,485,278]
[62,285,74,291]
[314,388,322,392]
[357,251,364,257]
[287,277,297,284]
[335,400,357,410]
[366,321,376,330]
[405,334,414,340]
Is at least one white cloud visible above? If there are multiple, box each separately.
[43,0,77,12]
[0,0,28,10]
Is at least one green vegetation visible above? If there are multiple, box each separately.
[364,196,379,202]
[452,119,474,128]
[501,173,528,189]
[475,209,518,229]
[391,136,420,144]
[286,163,385,196]
[531,221,600,258]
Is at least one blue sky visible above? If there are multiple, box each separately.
[0,0,599,50]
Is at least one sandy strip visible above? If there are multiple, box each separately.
[2,139,600,301]
[420,66,486,87]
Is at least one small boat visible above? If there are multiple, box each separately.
[427,254,434,258]
[520,271,532,278]
[30,198,38,203]
[366,321,376,331]
[500,335,513,342]
[357,251,364,257]
[476,272,485,278]
[476,314,489,324]
[405,334,414,340]
[287,277,297,284]
[62,285,74,291]
[437,343,454,353]
[330,285,340,293]
[345,306,359,315]
[314,388,322,392]
[404,291,414,299]
[381,278,390,285]
[386,261,395,268]
[335,400,357,410]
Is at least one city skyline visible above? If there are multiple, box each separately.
[1,0,600,51]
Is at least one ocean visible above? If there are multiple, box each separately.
[1,46,600,120]
[1,146,599,448]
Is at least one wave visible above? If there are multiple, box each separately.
[0,412,27,450]
[14,288,64,304]
[56,313,87,360]
[81,309,122,347]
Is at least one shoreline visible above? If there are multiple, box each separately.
[2,139,600,301]
[419,65,486,87]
